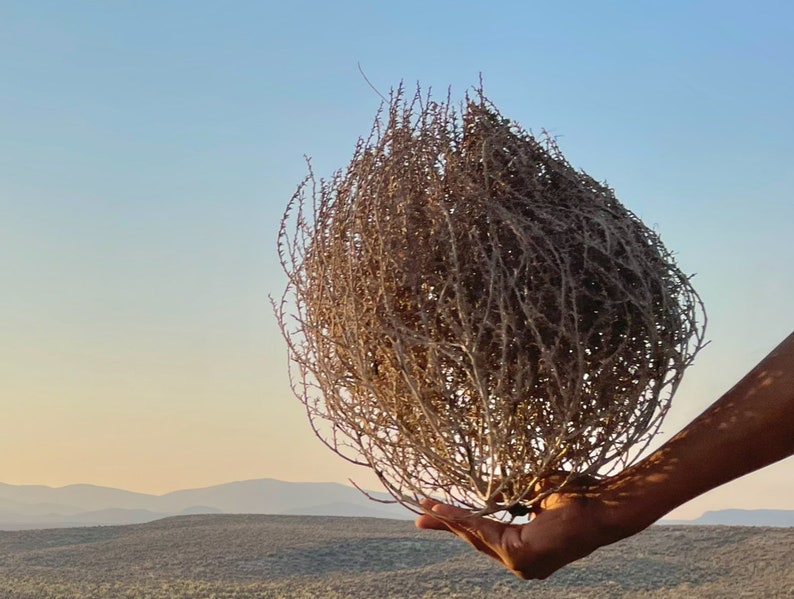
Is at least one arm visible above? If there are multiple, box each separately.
[603,331,794,536]
[416,332,794,579]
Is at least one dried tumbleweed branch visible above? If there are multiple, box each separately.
[274,85,706,518]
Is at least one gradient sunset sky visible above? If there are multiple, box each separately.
[1,1,792,520]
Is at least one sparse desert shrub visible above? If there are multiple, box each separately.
[276,85,706,516]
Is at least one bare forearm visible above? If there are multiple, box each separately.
[605,332,794,537]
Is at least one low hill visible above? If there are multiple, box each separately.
[690,509,794,527]
[0,514,791,598]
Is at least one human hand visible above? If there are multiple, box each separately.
[415,478,625,580]
[416,333,794,580]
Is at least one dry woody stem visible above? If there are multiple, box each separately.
[275,85,706,517]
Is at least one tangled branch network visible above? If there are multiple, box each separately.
[275,86,706,518]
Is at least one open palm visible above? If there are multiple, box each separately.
[415,484,617,580]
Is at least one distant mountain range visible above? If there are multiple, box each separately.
[661,509,794,527]
[0,479,791,530]
[0,479,413,529]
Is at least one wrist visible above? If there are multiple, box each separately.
[593,469,672,544]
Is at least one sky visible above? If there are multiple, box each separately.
[1,1,792,520]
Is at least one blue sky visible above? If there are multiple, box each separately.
[1,1,792,519]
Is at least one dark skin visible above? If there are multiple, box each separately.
[416,332,794,579]
[417,482,613,580]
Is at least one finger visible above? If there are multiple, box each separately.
[415,514,448,530]
[419,497,440,510]
[428,503,509,564]
[415,498,452,531]
[415,511,452,531]
[414,500,502,560]
[430,501,505,545]
[415,498,480,532]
